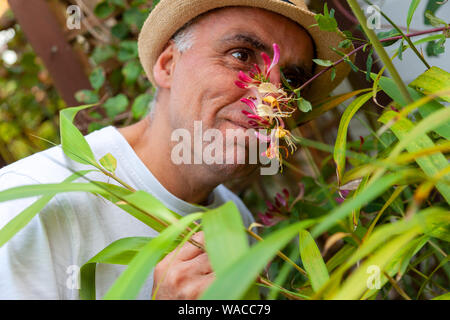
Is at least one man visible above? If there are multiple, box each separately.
[0,0,351,299]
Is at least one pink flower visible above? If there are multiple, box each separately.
[257,188,293,227]
[234,42,298,169]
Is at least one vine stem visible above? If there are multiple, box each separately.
[298,25,450,95]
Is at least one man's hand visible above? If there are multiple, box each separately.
[152,232,215,299]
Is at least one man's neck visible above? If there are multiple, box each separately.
[118,115,218,205]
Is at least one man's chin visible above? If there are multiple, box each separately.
[204,162,259,180]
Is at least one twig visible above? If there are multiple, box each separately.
[298,26,450,94]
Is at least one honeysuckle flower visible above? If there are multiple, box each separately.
[235,42,301,168]
[235,43,281,90]
[257,190,289,226]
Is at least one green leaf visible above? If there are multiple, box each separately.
[80,236,151,300]
[122,60,143,85]
[60,105,98,166]
[120,191,181,226]
[326,244,355,273]
[89,67,105,91]
[333,228,420,299]
[334,92,372,183]
[344,56,358,72]
[117,41,138,62]
[202,201,249,275]
[331,67,337,82]
[425,10,448,27]
[103,94,129,118]
[109,0,126,7]
[91,45,115,64]
[75,90,99,104]
[338,39,353,49]
[297,98,312,113]
[426,38,446,56]
[0,171,93,249]
[407,0,422,31]
[299,230,329,292]
[374,75,450,140]
[379,110,450,204]
[409,66,450,102]
[123,7,148,29]
[94,1,115,19]
[296,89,372,125]
[103,213,202,300]
[317,208,446,298]
[377,29,401,47]
[432,292,450,300]
[313,59,334,67]
[311,169,420,237]
[313,3,338,32]
[99,153,117,174]
[0,182,129,204]
[111,22,129,39]
[366,48,374,82]
[132,93,152,119]
[200,220,316,300]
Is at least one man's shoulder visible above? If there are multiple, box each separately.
[0,145,69,189]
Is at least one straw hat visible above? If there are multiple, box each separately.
[138,0,354,101]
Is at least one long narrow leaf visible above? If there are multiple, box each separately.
[200,220,316,300]
[60,105,99,166]
[103,213,202,300]
[299,230,329,292]
[202,201,249,275]
[375,75,450,140]
[0,171,93,248]
[334,92,373,183]
[332,228,420,300]
[80,237,151,300]
[311,169,420,237]
[379,110,450,204]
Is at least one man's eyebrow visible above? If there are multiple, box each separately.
[219,33,270,52]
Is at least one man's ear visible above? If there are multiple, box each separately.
[153,40,178,89]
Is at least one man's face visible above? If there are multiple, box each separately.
[160,7,314,177]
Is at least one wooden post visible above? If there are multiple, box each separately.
[7,0,91,106]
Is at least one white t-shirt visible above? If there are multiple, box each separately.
[0,126,254,300]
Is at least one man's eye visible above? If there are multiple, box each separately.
[281,66,309,90]
[231,50,251,63]
[284,76,302,89]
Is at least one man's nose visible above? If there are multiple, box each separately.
[268,67,282,86]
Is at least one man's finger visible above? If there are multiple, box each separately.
[175,231,205,261]
[184,252,213,275]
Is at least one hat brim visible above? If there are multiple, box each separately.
[138,0,354,102]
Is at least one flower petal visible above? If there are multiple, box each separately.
[267,43,280,75]
[241,98,257,113]
[261,52,271,72]
[238,71,253,83]
[235,81,248,89]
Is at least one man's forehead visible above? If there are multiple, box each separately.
[188,6,315,68]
